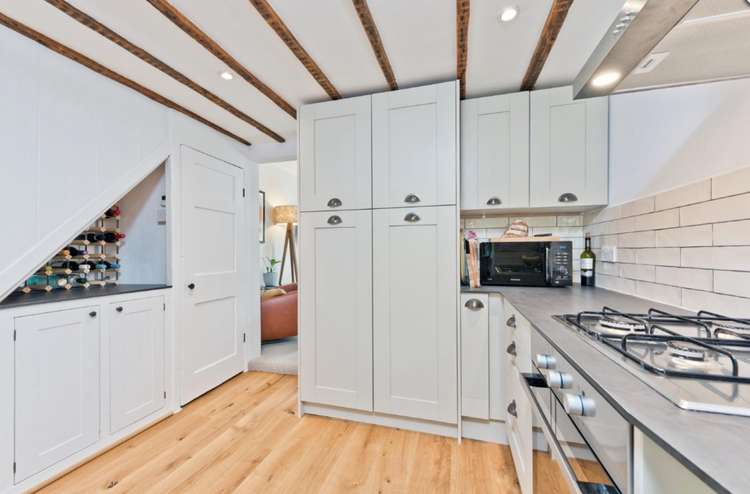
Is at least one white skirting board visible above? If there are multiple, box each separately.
[461,418,508,444]
[301,402,459,439]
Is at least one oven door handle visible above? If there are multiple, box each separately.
[519,373,585,494]
[545,247,553,284]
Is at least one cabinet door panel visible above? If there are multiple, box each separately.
[373,206,458,423]
[530,86,608,208]
[300,210,373,410]
[507,368,533,494]
[461,293,489,419]
[14,307,99,481]
[299,96,371,212]
[461,92,529,210]
[108,296,165,433]
[488,294,506,421]
[373,82,457,208]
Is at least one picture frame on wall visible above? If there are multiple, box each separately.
[258,190,266,243]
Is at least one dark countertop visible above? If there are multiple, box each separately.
[0,284,171,309]
[463,285,748,494]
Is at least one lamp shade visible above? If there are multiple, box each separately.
[271,205,298,225]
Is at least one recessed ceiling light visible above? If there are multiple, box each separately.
[591,70,622,88]
[499,6,519,23]
[219,71,234,81]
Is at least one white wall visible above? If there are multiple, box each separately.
[258,161,298,286]
[609,77,750,205]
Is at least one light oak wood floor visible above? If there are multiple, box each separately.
[38,371,547,493]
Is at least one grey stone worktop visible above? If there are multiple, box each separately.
[463,284,749,494]
[0,283,171,309]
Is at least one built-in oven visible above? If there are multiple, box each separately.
[519,329,632,493]
[479,241,572,287]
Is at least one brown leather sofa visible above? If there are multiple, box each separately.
[260,283,298,342]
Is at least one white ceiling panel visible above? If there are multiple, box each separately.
[465,0,552,98]
[267,0,389,96]
[535,0,626,90]
[367,0,457,89]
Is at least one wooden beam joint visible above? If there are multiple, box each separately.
[520,0,574,91]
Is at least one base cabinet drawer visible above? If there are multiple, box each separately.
[14,307,100,482]
[107,296,166,433]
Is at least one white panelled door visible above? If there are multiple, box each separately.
[300,210,373,411]
[108,296,165,433]
[299,95,371,212]
[373,206,458,424]
[181,147,245,405]
[372,81,457,208]
[14,307,100,482]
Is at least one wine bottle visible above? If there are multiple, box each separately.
[51,261,80,271]
[104,206,121,218]
[95,261,121,270]
[580,233,596,287]
[66,246,86,256]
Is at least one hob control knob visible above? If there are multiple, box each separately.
[535,353,557,369]
[545,370,573,389]
[563,393,596,417]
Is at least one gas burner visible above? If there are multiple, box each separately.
[713,323,750,340]
[597,317,647,335]
[667,340,706,362]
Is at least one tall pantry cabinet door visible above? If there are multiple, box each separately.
[14,307,100,482]
[373,206,458,424]
[108,296,165,433]
[530,86,608,208]
[299,95,371,212]
[372,81,458,208]
[300,210,373,411]
[461,92,530,211]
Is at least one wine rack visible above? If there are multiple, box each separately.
[18,206,124,293]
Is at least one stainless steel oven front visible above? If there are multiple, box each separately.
[519,328,632,494]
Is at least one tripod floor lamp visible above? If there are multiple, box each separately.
[271,205,298,284]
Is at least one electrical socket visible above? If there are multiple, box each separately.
[600,246,618,263]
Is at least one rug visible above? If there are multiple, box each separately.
[248,336,298,375]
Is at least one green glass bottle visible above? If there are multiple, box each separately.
[581,233,596,287]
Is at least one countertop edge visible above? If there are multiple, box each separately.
[0,284,172,310]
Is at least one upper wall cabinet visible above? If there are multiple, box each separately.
[530,86,609,208]
[461,92,530,211]
[372,81,458,208]
[299,95,371,212]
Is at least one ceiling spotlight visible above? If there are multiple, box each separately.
[591,70,622,88]
[499,6,519,23]
[219,71,234,81]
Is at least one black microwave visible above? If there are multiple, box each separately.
[479,241,573,287]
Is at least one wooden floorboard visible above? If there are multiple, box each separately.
[37,372,526,493]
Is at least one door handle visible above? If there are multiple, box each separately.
[486,197,502,206]
[115,306,124,313]
[327,197,342,208]
[404,212,420,223]
[89,311,97,318]
[327,215,342,225]
[404,193,420,204]
[558,192,578,203]
[187,283,195,290]
[464,298,485,311]
[506,341,517,357]
[507,400,517,418]
[506,315,516,328]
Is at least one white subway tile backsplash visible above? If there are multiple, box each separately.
[635,248,681,267]
[712,166,750,199]
[682,289,750,316]
[713,220,750,246]
[621,197,655,218]
[682,246,750,271]
[557,215,583,227]
[655,225,713,247]
[617,249,637,263]
[597,262,620,276]
[636,281,682,307]
[654,267,713,291]
[584,207,620,225]
[654,180,711,211]
[618,231,656,248]
[634,209,680,232]
[464,217,509,229]
[598,274,636,295]
[679,193,750,226]
[714,271,750,299]
[512,215,557,227]
[615,217,637,234]
[620,263,656,282]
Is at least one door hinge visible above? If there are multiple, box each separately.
[243,333,246,343]
[163,391,167,399]
[163,303,166,311]
[13,330,16,341]
[13,462,16,474]
[242,187,246,197]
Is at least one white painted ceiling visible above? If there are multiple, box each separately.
[0,0,628,145]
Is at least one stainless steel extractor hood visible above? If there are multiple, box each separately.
[573,0,750,99]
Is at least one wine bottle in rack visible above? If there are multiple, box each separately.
[51,261,80,271]
[104,206,121,218]
[95,261,121,270]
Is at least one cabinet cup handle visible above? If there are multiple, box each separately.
[187,283,196,290]
[116,306,123,313]
[558,192,579,203]
[486,197,502,206]
[506,341,517,357]
[89,311,97,318]
[404,212,420,223]
[507,400,518,418]
[506,315,516,328]
[327,215,342,225]
[327,197,342,208]
[464,298,485,311]
[404,193,420,204]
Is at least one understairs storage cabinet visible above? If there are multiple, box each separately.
[299,81,459,430]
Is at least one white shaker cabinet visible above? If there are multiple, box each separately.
[372,81,458,208]
[107,296,166,433]
[530,86,609,208]
[461,294,490,419]
[300,210,373,411]
[299,95,372,212]
[14,307,100,482]
[373,206,458,424]
[461,92,530,211]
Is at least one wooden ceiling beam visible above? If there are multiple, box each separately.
[0,12,251,146]
[520,0,574,91]
[456,0,470,98]
[352,0,397,91]
[248,0,341,99]
[45,0,285,142]
[146,0,297,119]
